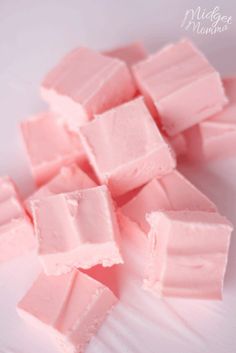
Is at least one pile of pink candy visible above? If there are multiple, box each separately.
[1,39,235,353]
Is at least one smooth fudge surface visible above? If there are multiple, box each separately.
[184,77,236,161]
[41,47,136,130]
[196,122,236,161]
[168,133,187,157]
[32,185,123,275]
[145,210,233,299]
[26,164,96,214]
[80,97,176,196]
[104,42,148,67]
[21,112,86,186]
[132,39,227,136]
[201,77,236,160]
[0,177,35,263]
[121,170,217,232]
[18,269,117,353]
[210,77,236,124]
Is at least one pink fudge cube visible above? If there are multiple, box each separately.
[80,97,176,196]
[41,47,136,131]
[26,164,96,214]
[0,177,36,263]
[121,170,217,232]
[132,39,227,136]
[31,185,123,275]
[104,42,148,67]
[21,112,86,186]
[18,269,117,353]
[184,77,236,161]
[145,211,233,299]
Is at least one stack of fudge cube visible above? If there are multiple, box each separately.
[0,39,235,353]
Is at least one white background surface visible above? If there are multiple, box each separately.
[0,1,236,353]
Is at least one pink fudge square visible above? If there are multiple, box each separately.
[21,112,86,186]
[79,97,176,196]
[121,170,217,232]
[104,42,148,67]
[0,177,36,263]
[26,164,96,215]
[184,77,236,161]
[132,39,227,136]
[31,185,123,275]
[145,211,233,299]
[18,269,117,353]
[41,47,136,131]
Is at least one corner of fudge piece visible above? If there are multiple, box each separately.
[200,122,236,161]
[17,269,117,353]
[183,76,236,162]
[20,111,86,186]
[79,96,176,196]
[121,169,217,232]
[25,163,96,215]
[0,176,36,263]
[144,210,233,299]
[132,38,227,136]
[31,185,123,275]
[184,120,236,162]
[40,47,136,131]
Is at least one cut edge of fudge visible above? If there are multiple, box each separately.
[79,97,176,196]
[41,87,90,128]
[39,240,123,275]
[184,120,236,162]
[121,169,217,232]
[159,170,217,212]
[132,39,228,136]
[17,270,118,353]
[0,217,36,263]
[144,210,233,299]
[106,142,176,196]
[31,186,123,275]
[20,112,86,186]
[25,163,97,215]
[41,47,136,130]
[0,176,36,262]
[202,123,236,161]
[157,69,227,136]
